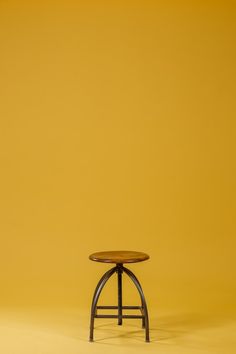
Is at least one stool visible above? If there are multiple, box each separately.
[89,250,150,342]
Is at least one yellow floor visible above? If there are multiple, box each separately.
[0,307,235,354]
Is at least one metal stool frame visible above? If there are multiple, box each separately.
[89,263,150,342]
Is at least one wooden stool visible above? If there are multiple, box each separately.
[89,250,150,342]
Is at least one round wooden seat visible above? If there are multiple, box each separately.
[89,250,149,264]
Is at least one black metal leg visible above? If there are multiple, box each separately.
[117,264,123,325]
[89,266,117,342]
[123,266,150,342]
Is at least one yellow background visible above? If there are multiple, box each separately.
[0,0,235,321]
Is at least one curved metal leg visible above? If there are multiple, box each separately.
[123,266,150,342]
[89,266,117,342]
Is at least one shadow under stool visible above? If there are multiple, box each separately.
[89,250,150,342]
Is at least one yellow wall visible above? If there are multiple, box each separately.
[0,0,235,312]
